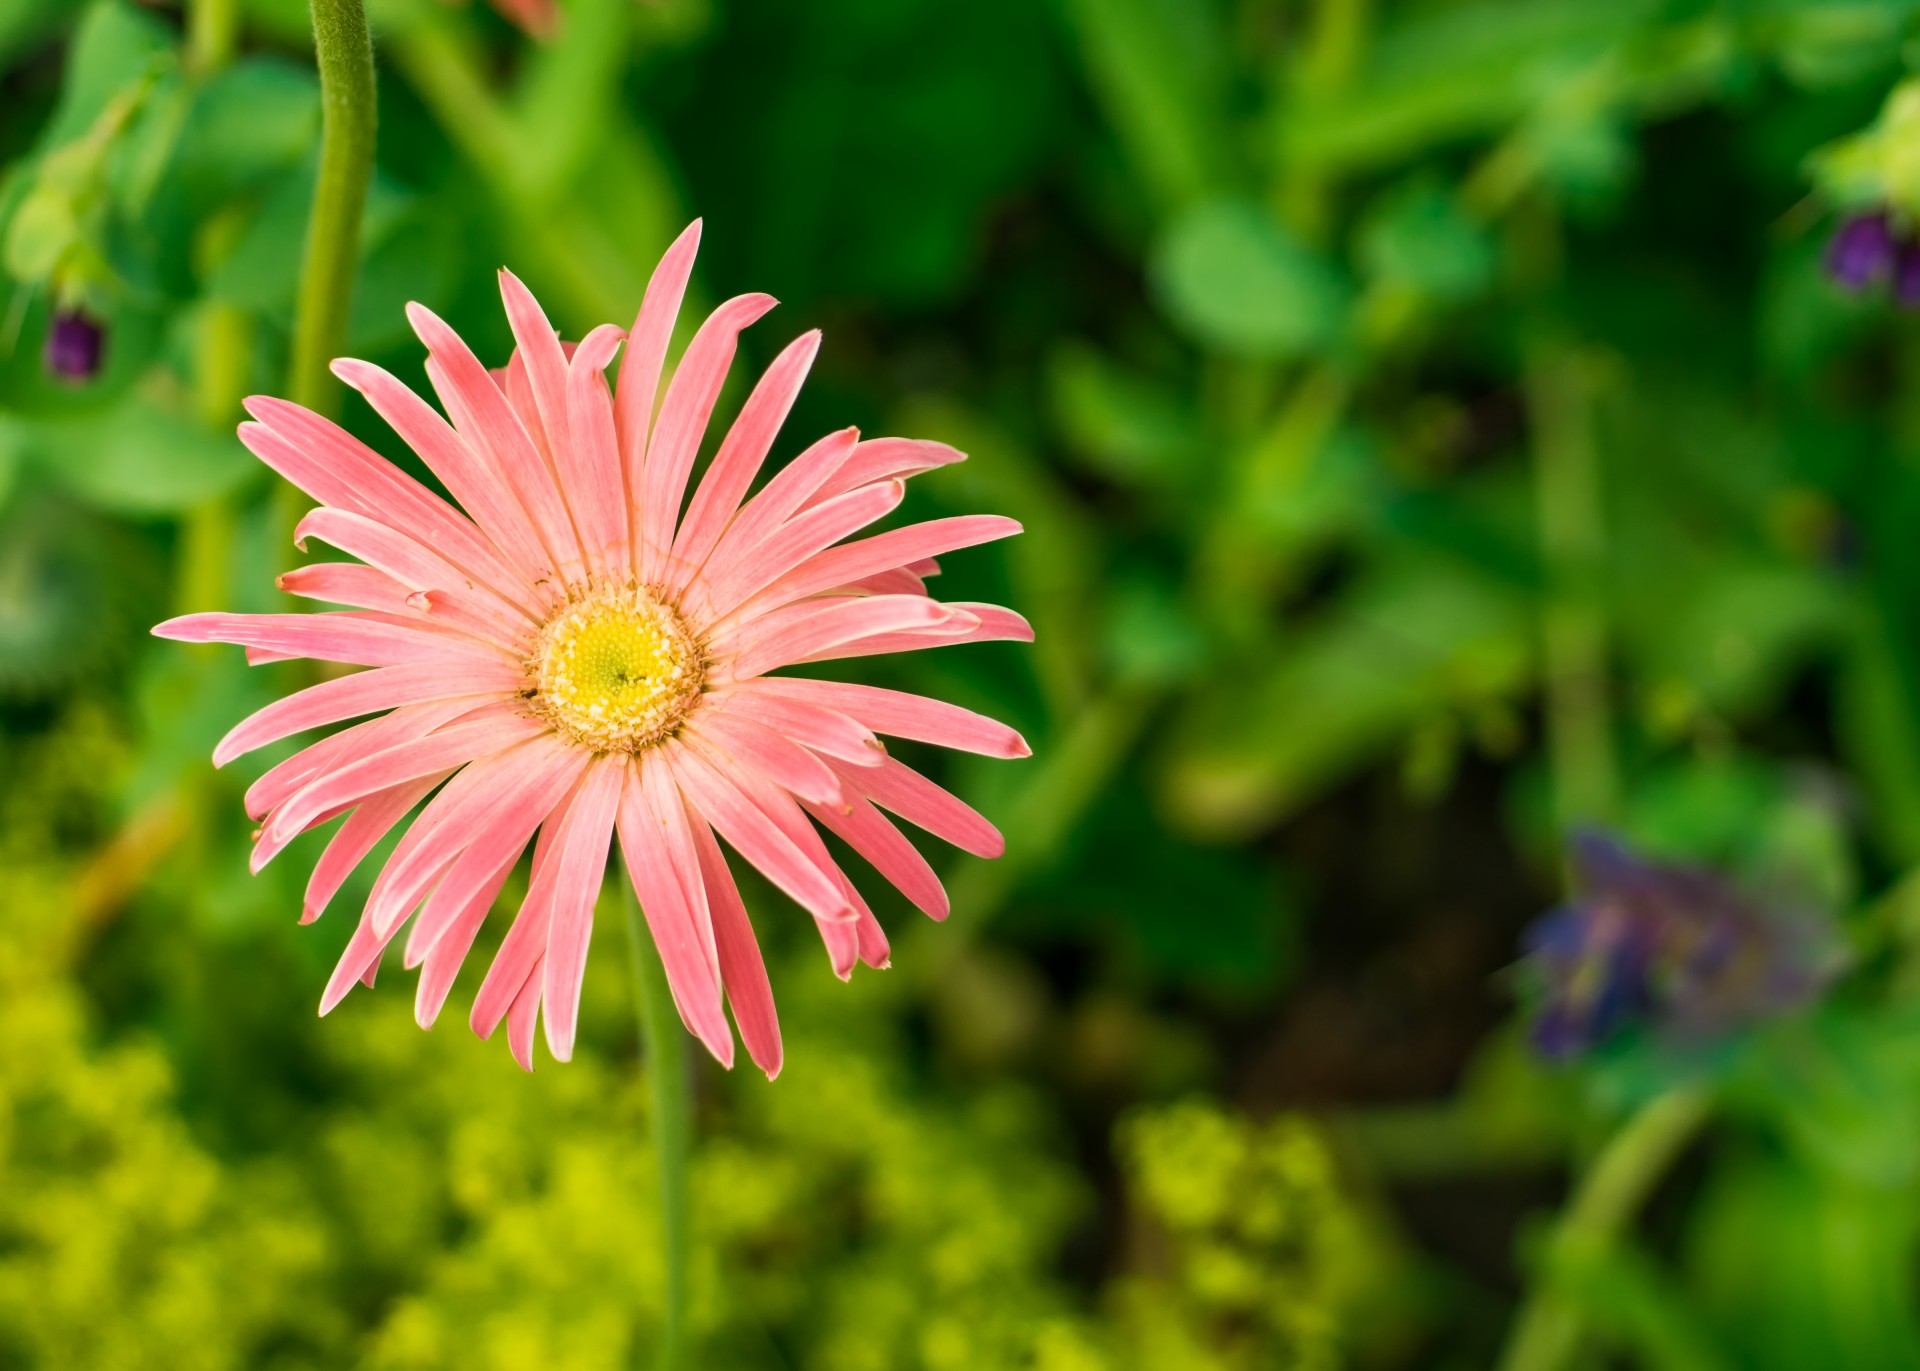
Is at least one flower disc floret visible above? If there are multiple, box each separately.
[531,587,703,753]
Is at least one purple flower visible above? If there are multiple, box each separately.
[43,309,105,384]
[1827,212,1896,288]
[1895,242,1920,310]
[1523,832,1836,1061]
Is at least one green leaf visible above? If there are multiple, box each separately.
[1688,1141,1920,1370]
[1060,0,1230,213]
[41,0,172,148]
[1277,0,1655,174]
[1738,1010,1920,1189]
[1047,343,1199,492]
[1359,178,1496,302]
[170,58,320,203]
[1151,199,1348,359]
[3,184,80,281]
[1162,557,1531,839]
[6,400,260,515]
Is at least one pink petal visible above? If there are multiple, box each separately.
[703,427,860,561]
[707,687,885,767]
[154,611,514,671]
[240,399,536,605]
[320,902,408,1015]
[615,759,735,1066]
[207,662,523,768]
[563,323,632,581]
[365,734,585,940]
[265,711,545,849]
[506,957,544,1071]
[720,595,971,681]
[471,781,576,1039]
[839,567,928,597]
[638,292,779,583]
[800,790,949,921]
[714,762,876,980]
[715,515,1021,629]
[277,563,518,645]
[684,713,845,807]
[839,755,1005,858]
[412,849,518,1027]
[497,269,574,466]
[539,755,625,1063]
[666,332,823,597]
[796,436,966,512]
[245,696,480,821]
[684,806,781,1077]
[327,359,556,595]
[615,221,702,514]
[664,741,854,924]
[409,302,587,588]
[695,479,906,624]
[787,600,1031,665]
[293,507,533,638]
[853,898,891,971]
[301,773,447,922]
[754,678,1030,758]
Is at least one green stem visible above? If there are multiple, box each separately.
[290,0,376,418]
[1527,336,1616,831]
[625,872,691,1371]
[188,0,241,74]
[1496,1087,1712,1371]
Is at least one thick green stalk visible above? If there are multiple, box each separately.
[290,0,376,418]
[624,874,691,1371]
[1496,1087,1712,1371]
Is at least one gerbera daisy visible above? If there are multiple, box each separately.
[153,221,1029,1078]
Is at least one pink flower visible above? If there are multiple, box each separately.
[153,222,1029,1078]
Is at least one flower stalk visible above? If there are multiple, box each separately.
[290,0,376,419]
[1496,1086,1712,1371]
[625,873,692,1371]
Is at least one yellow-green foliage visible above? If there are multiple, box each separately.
[0,710,335,1370]
[1109,1100,1382,1371]
[0,706,1112,1370]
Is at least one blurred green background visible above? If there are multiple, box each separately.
[7,0,1920,1367]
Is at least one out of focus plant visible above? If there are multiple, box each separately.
[1109,1100,1387,1371]
[1523,831,1843,1060]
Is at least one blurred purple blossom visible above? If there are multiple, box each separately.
[1826,209,1920,311]
[1826,212,1895,288]
[43,309,104,384]
[1523,832,1838,1061]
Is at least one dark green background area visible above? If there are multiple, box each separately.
[6,0,1920,1367]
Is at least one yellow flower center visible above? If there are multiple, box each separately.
[530,587,703,753]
